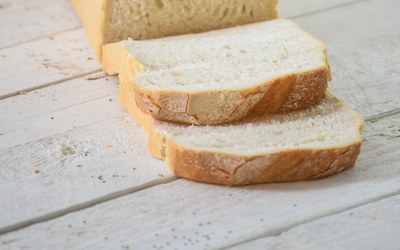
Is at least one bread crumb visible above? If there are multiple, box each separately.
[70,124,77,128]
[33,169,40,174]
[48,36,55,40]
[105,144,113,148]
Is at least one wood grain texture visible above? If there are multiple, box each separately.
[0,0,81,49]
[296,0,400,118]
[0,29,100,99]
[233,195,400,249]
[0,115,175,233]
[0,74,117,150]
[0,75,175,232]
[0,113,399,249]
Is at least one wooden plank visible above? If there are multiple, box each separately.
[0,75,176,232]
[0,74,117,150]
[0,116,175,233]
[1,112,398,249]
[0,0,81,49]
[0,74,114,124]
[295,0,400,118]
[280,0,359,18]
[0,28,100,99]
[232,195,400,249]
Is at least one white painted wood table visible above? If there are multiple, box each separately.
[1,0,399,249]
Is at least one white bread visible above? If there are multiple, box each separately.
[71,0,279,60]
[105,20,331,125]
[120,80,364,186]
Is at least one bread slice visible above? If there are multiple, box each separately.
[120,80,364,186]
[71,0,279,60]
[105,20,331,125]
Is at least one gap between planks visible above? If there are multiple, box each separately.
[0,26,82,51]
[0,69,102,101]
[0,175,179,235]
[365,108,400,123]
[220,190,400,249]
[1,109,399,236]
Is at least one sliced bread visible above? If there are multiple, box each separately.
[105,20,331,125]
[71,0,279,60]
[120,80,364,186]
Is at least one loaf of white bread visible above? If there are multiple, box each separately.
[71,0,279,61]
[104,20,331,125]
[72,1,364,185]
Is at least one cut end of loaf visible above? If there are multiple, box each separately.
[73,0,278,61]
[104,0,279,44]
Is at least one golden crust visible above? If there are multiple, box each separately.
[166,140,362,186]
[133,67,330,125]
[102,41,127,75]
[119,81,165,159]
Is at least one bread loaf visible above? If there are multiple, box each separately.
[71,0,279,60]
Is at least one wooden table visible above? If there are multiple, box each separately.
[1,0,399,249]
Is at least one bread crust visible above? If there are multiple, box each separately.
[166,140,362,186]
[119,80,165,159]
[133,67,329,125]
